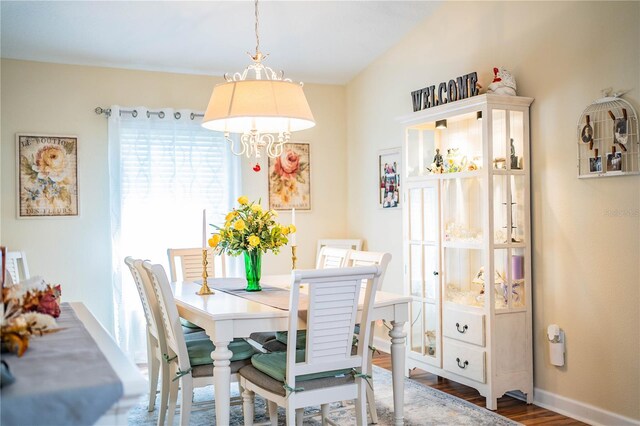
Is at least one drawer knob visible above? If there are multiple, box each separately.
[455,322,469,333]
[456,357,469,369]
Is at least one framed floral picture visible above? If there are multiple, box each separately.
[17,134,79,218]
[379,147,401,209]
[268,142,311,210]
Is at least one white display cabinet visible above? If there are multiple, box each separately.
[400,94,534,409]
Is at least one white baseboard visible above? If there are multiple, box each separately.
[533,387,639,426]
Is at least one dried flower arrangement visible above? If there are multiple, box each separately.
[1,282,62,356]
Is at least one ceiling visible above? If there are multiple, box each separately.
[1,1,439,85]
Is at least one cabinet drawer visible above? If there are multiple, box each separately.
[443,340,486,383]
[443,307,485,346]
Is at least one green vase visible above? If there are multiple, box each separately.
[243,250,262,292]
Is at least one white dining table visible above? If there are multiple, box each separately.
[172,274,410,426]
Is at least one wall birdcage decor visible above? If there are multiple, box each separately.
[577,93,639,178]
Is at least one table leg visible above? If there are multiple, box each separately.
[389,320,407,426]
[211,339,233,426]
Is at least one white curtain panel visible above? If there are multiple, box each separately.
[108,106,241,361]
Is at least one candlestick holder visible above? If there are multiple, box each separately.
[197,249,214,296]
[291,245,297,270]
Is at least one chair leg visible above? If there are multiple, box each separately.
[179,376,193,426]
[238,382,244,398]
[355,381,367,426]
[158,361,170,426]
[285,404,296,426]
[167,365,179,426]
[366,383,378,424]
[268,401,278,426]
[321,404,330,426]
[242,386,255,425]
[366,326,378,424]
[295,408,303,426]
[147,335,159,411]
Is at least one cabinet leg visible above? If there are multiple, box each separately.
[485,397,498,411]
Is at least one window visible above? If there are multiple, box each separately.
[108,106,240,360]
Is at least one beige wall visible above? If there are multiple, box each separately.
[346,1,639,420]
[0,59,347,332]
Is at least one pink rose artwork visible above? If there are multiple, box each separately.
[268,143,310,210]
[274,150,300,179]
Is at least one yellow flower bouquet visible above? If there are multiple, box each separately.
[208,196,294,291]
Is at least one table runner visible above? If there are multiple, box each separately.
[1,303,124,426]
[210,278,303,312]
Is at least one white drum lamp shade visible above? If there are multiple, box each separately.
[202,79,315,134]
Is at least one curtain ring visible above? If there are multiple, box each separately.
[174,112,181,119]
[190,113,196,120]
[131,109,138,118]
[158,111,165,119]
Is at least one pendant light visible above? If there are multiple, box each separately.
[202,0,315,167]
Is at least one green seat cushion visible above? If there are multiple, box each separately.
[276,324,362,350]
[186,337,256,366]
[180,318,202,329]
[275,330,307,349]
[184,330,208,341]
[251,349,351,383]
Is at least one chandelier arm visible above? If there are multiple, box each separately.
[226,133,248,157]
[266,138,284,158]
[241,133,253,158]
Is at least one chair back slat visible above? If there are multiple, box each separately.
[285,266,381,385]
[345,250,392,286]
[6,251,30,283]
[124,257,160,339]
[316,239,363,260]
[143,261,190,370]
[167,248,226,282]
[315,247,350,269]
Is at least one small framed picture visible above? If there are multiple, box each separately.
[17,134,79,218]
[589,156,602,173]
[606,152,622,172]
[378,147,401,209]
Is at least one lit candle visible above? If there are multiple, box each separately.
[291,208,296,246]
[202,209,207,249]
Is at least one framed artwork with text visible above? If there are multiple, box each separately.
[17,134,79,218]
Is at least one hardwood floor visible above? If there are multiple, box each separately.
[372,352,586,425]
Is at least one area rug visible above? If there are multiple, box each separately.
[128,366,520,425]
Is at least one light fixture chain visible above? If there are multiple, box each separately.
[254,0,260,56]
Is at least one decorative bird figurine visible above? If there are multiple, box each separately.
[487,67,517,96]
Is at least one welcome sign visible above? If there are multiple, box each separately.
[411,71,479,112]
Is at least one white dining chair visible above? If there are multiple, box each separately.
[316,239,363,259]
[142,261,256,426]
[167,248,226,283]
[6,251,30,284]
[124,257,170,423]
[315,246,350,269]
[262,246,352,353]
[239,265,382,426]
[344,249,392,424]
